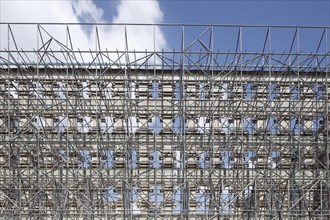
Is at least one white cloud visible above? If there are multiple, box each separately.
[110,0,166,52]
[113,0,163,24]
[72,0,104,23]
[0,0,167,66]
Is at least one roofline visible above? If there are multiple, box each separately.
[0,22,330,29]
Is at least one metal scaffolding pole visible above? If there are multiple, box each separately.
[0,23,329,219]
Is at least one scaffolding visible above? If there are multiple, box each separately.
[0,23,329,219]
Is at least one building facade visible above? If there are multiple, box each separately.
[0,23,329,219]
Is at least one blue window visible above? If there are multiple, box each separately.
[172,186,184,214]
[197,83,210,100]
[270,150,279,168]
[54,82,67,99]
[290,84,301,101]
[244,83,257,100]
[10,117,20,131]
[126,186,141,213]
[125,116,140,134]
[271,150,278,159]
[220,117,234,135]
[220,83,233,100]
[196,117,211,134]
[197,151,211,169]
[58,149,68,162]
[77,116,92,133]
[222,150,233,169]
[290,116,302,135]
[7,81,19,99]
[102,186,118,203]
[196,187,210,214]
[243,118,257,134]
[81,81,90,99]
[128,186,139,202]
[54,116,68,133]
[268,83,279,101]
[30,81,43,98]
[173,82,183,100]
[312,116,324,133]
[128,149,139,169]
[101,82,115,99]
[148,81,162,99]
[220,186,233,213]
[174,151,185,169]
[101,149,115,169]
[148,116,163,134]
[173,115,187,134]
[149,150,162,169]
[149,186,164,208]
[312,84,325,101]
[243,185,254,210]
[244,150,255,169]
[79,149,91,169]
[266,116,279,135]
[128,81,139,99]
[100,116,115,134]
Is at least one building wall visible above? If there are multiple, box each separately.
[0,68,329,219]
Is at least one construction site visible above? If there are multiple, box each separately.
[0,23,329,219]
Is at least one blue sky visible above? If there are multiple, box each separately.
[92,0,330,53]
[164,1,329,26]
[0,0,329,59]
[94,0,330,26]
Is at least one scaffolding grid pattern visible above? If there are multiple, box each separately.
[0,23,330,219]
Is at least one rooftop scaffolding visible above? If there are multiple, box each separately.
[0,23,329,219]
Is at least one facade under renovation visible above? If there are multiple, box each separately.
[0,23,329,219]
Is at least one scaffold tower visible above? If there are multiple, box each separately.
[0,23,330,219]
